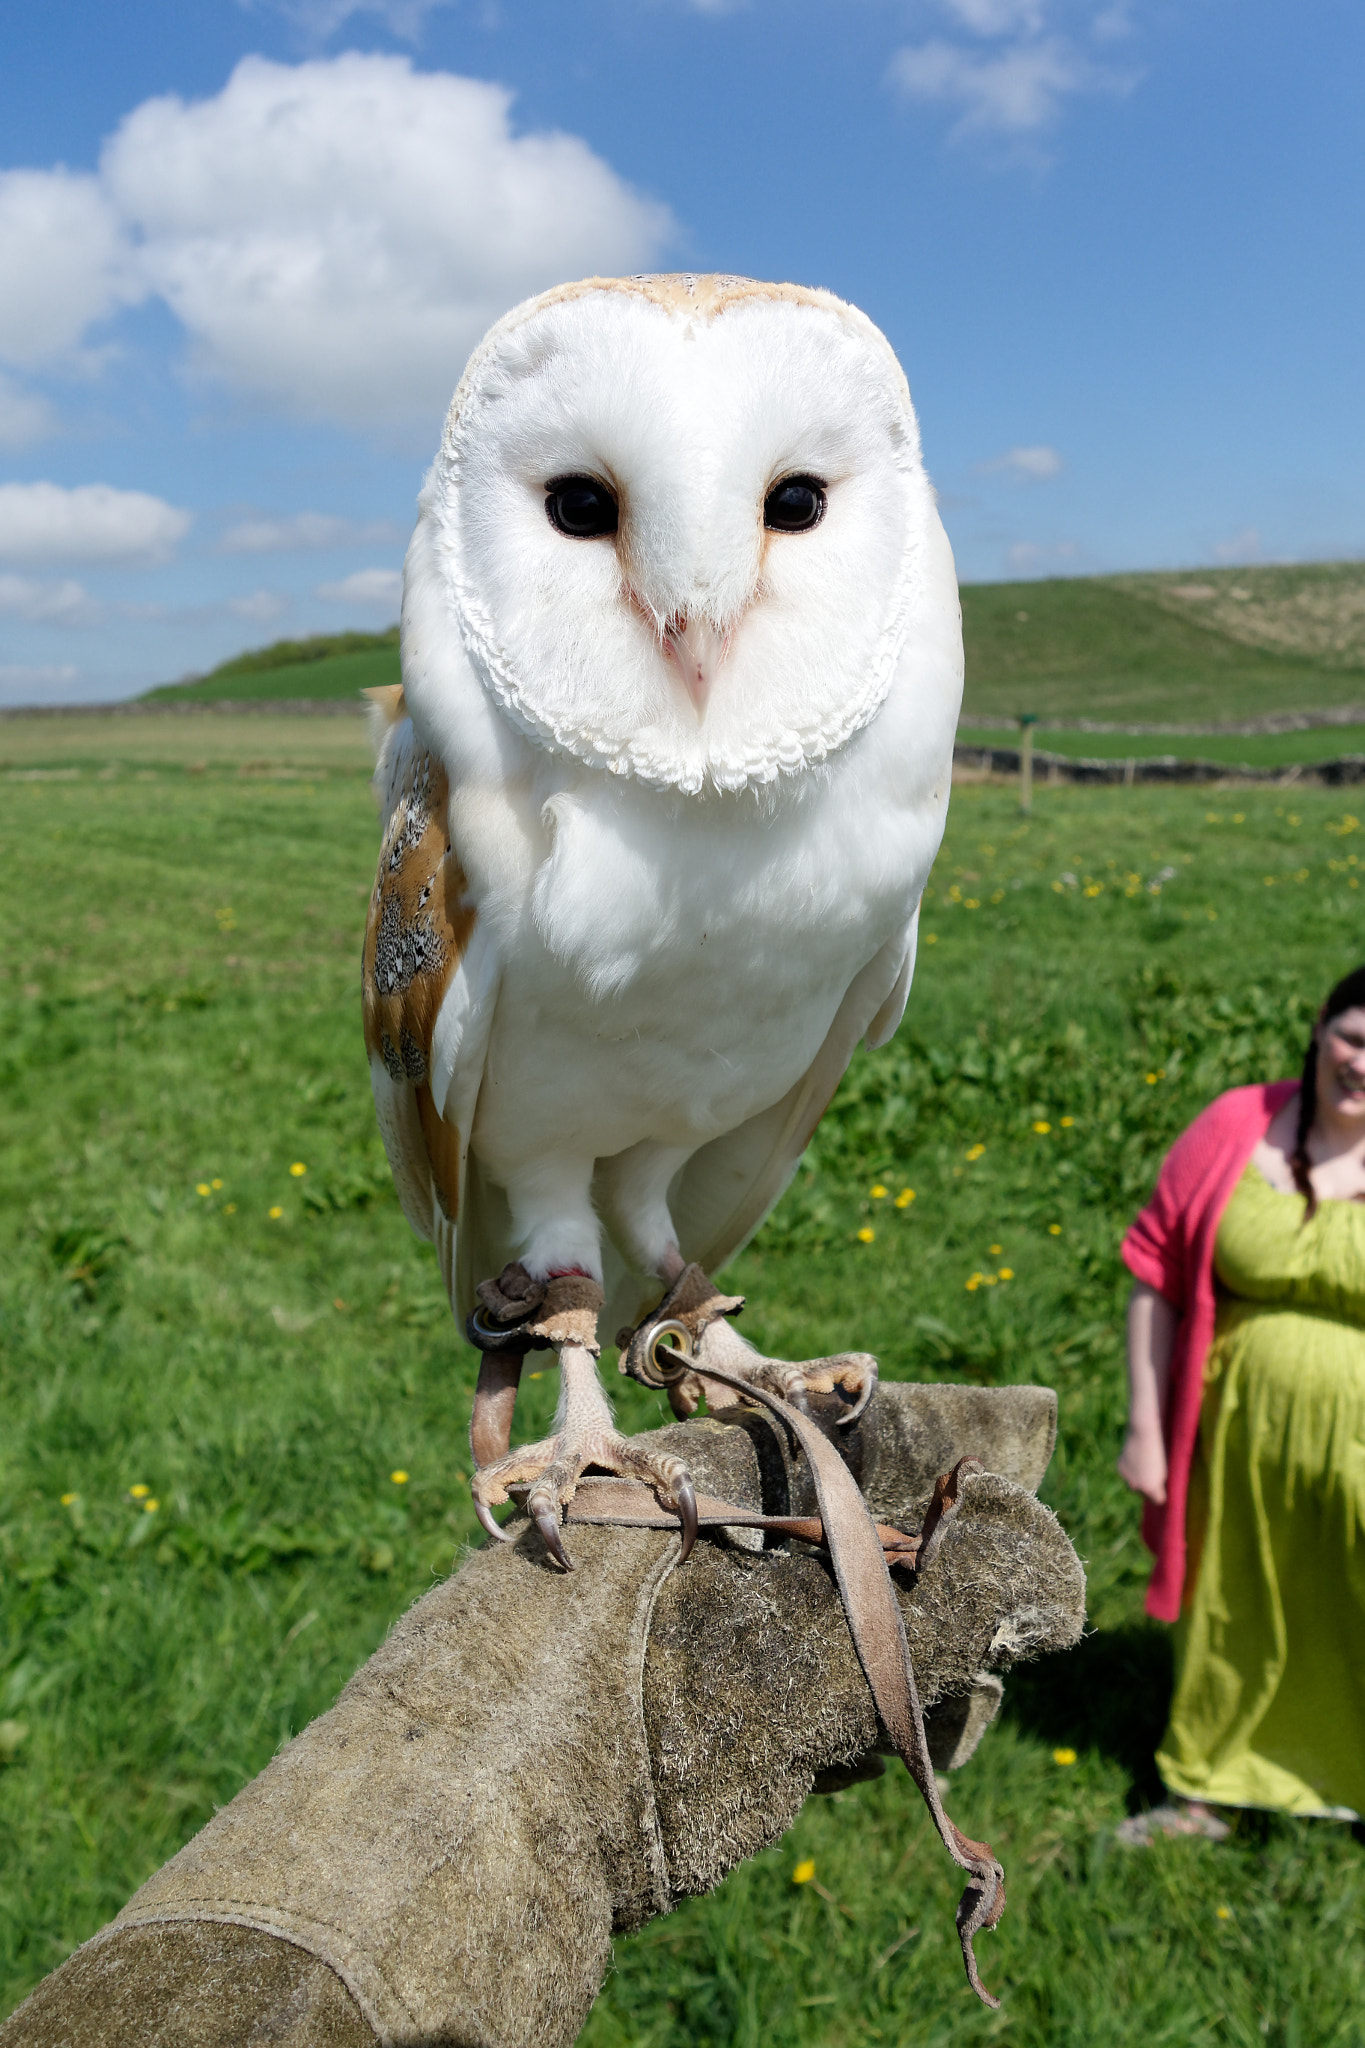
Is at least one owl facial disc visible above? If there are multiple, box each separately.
[415,274,943,795]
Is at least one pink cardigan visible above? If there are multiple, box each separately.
[1120,1079,1298,1622]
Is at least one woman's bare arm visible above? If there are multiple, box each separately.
[1117,1280,1178,1505]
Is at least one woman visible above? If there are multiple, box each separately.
[1119,965,1365,1830]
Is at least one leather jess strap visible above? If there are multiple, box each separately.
[567,1477,922,1564]
[569,1360,1007,2008]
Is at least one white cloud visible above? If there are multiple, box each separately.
[219,510,403,552]
[0,662,79,693]
[244,0,457,40]
[0,372,59,449]
[0,482,191,566]
[941,0,1046,33]
[981,443,1064,479]
[0,574,102,624]
[889,3,1139,139]
[68,53,671,428]
[1213,526,1262,564]
[316,566,403,606]
[891,36,1107,134]
[226,589,290,620]
[0,169,138,367]
[1006,539,1080,572]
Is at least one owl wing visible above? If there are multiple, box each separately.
[361,688,500,1312]
[656,909,919,1305]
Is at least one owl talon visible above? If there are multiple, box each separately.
[475,1496,514,1545]
[675,1476,698,1563]
[532,1500,573,1571]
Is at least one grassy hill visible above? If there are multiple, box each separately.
[147,629,399,704]
[139,562,1365,733]
[959,561,1365,727]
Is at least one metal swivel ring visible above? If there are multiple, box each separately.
[643,1317,695,1387]
[465,1305,545,1354]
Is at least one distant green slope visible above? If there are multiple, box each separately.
[961,563,1365,726]
[147,629,400,703]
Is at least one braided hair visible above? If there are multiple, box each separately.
[1291,963,1365,1218]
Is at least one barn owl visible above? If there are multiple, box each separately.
[363,273,962,1566]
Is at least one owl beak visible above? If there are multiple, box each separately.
[663,614,728,719]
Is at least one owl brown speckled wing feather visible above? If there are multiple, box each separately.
[362,690,495,1269]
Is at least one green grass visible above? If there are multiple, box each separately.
[147,630,399,704]
[0,712,373,776]
[3,723,1364,2043]
[960,564,1365,727]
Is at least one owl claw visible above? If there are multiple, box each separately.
[475,1496,514,1545]
[532,1500,574,1571]
[468,1303,699,1568]
[675,1476,698,1563]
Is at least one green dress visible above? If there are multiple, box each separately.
[1157,1164,1365,1817]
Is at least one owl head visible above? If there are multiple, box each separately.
[404,274,955,796]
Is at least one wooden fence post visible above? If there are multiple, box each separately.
[1018,714,1038,814]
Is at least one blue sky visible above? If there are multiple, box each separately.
[1,0,1361,703]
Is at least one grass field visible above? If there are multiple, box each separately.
[0,712,372,776]
[958,564,1365,727]
[3,715,1364,2045]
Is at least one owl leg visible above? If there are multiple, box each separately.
[470,1274,698,1571]
[620,1262,877,1427]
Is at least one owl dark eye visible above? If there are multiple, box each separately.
[546,475,618,538]
[764,475,826,532]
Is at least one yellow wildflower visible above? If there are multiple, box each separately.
[269,1205,283,1220]
[1048,1223,1062,1235]
[224,1203,236,1214]
[61,1492,79,1506]
[290,1162,307,1177]
[129,1484,150,1499]
[870,1184,888,1199]
[793,1860,816,1885]
[989,1243,1002,1255]
[1216,1906,1231,1921]
[1033,1120,1051,1134]
[1052,1747,1077,1766]
[1060,1116,1075,1127]
[895,1188,915,1207]
[196,1182,211,1197]
[966,1142,985,1161]
[998,1268,1014,1281]
[143,1499,159,1514]
[390,1470,409,1485]
[924,931,938,944]
[965,1273,983,1292]
[211,1177,223,1190]
[856,1226,875,1244]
